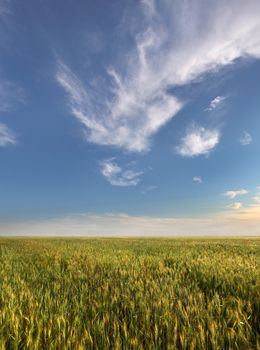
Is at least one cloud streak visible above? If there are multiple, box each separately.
[100,158,143,186]
[56,0,260,153]
[0,81,25,112]
[193,176,203,184]
[1,209,259,236]
[228,202,243,210]
[205,96,226,111]
[223,189,248,199]
[57,61,182,153]
[0,122,16,146]
[239,131,252,146]
[176,124,220,157]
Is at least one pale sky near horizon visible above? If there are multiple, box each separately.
[0,0,260,236]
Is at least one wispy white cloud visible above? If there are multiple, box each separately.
[100,158,143,186]
[0,81,25,112]
[1,209,259,236]
[56,61,182,153]
[223,189,248,199]
[205,96,226,111]
[253,196,260,204]
[56,0,260,153]
[228,202,243,210]
[193,176,203,184]
[0,2,25,116]
[0,81,23,147]
[239,131,252,146]
[0,122,16,146]
[0,80,24,148]
[176,124,220,157]
[221,204,260,223]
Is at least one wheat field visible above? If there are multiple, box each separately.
[0,238,259,349]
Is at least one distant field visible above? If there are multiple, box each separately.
[0,238,259,349]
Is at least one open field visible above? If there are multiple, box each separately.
[0,238,259,349]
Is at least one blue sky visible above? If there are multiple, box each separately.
[0,0,260,235]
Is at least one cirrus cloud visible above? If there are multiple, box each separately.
[223,189,248,199]
[100,158,143,187]
[205,96,226,111]
[57,0,260,153]
[176,125,220,157]
[193,176,203,184]
[0,122,16,146]
[227,202,243,210]
[0,81,25,112]
[239,131,253,146]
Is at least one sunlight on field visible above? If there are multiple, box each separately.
[0,238,259,349]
